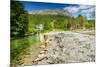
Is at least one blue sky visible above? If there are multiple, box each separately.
[20,1,95,20]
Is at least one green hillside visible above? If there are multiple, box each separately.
[28,14,95,34]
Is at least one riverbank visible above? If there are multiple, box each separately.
[17,30,95,66]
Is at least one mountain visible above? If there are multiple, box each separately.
[28,9,72,16]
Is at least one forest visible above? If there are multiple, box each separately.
[28,14,95,34]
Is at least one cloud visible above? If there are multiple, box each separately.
[63,6,79,14]
[79,5,93,9]
[79,5,95,13]
[79,5,95,19]
[63,5,95,19]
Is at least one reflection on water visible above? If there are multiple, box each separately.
[11,34,40,65]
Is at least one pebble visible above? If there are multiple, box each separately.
[35,32,95,64]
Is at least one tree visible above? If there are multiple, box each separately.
[11,0,28,37]
[77,14,87,29]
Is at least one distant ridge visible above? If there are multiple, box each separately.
[28,9,72,16]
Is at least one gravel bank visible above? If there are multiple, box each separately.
[33,31,95,65]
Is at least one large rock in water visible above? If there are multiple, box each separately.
[34,32,95,65]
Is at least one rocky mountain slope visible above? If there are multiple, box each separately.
[29,9,71,16]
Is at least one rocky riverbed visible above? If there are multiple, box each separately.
[33,31,95,65]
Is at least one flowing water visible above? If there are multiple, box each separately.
[11,34,41,66]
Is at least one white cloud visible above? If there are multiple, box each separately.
[79,5,92,9]
[63,5,95,19]
[63,6,79,14]
[79,5,95,13]
[79,5,95,19]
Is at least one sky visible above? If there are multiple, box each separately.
[20,1,95,20]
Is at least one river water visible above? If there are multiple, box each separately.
[11,34,41,66]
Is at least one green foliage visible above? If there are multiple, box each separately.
[28,14,70,33]
[11,1,28,37]
[28,14,95,33]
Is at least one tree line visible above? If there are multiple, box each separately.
[28,14,95,34]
